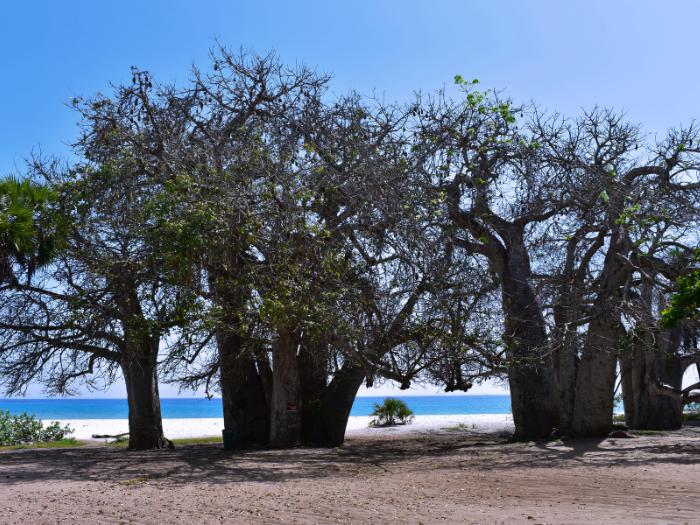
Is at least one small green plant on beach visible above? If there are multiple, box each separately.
[369,398,415,427]
[0,410,73,446]
[107,436,222,447]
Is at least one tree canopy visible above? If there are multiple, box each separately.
[1,46,699,448]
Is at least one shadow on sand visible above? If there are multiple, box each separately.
[1,427,699,487]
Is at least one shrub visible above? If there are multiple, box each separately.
[0,410,73,446]
[369,398,415,427]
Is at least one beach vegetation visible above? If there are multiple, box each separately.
[0,438,82,451]
[0,410,73,446]
[369,398,415,427]
[107,436,223,447]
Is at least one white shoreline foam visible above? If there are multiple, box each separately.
[57,413,514,441]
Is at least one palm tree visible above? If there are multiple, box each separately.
[0,177,60,284]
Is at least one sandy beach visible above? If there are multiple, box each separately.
[58,413,515,441]
[2,424,700,524]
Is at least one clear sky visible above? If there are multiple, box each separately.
[2,0,699,397]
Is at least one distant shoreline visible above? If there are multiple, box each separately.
[0,395,514,420]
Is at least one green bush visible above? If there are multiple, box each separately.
[0,410,73,446]
[369,398,415,427]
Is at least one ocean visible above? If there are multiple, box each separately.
[0,395,512,420]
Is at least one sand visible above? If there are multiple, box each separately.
[2,422,699,524]
[58,413,515,441]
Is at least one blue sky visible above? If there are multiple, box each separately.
[2,1,698,397]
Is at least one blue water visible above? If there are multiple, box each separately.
[0,395,512,420]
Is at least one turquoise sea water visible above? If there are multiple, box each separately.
[0,395,512,420]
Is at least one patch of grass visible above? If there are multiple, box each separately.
[106,436,222,447]
[172,436,222,446]
[630,430,667,436]
[0,438,84,451]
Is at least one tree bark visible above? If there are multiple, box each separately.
[299,360,366,446]
[619,280,684,431]
[218,330,269,447]
[552,305,580,435]
[297,340,329,445]
[256,352,273,410]
[630,327,683,430]
[500,240,558,441]
[121,342,167,450]
[208,255,269,447]
[634,380,683,430]
[269,329,301,447]
[554,342,577,433]
[570,318,620,437]
[317,363,367,445]
[552,231,605,435]
[570,233,628,437]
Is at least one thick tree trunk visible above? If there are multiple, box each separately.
[269,329,301,447]
[552,284,584,435]
[570,319,619,437]
[296,336,369,446]
[501,243,557,441]
[618,279,683,431]
[552,229,606,435]
[218,331,269,447]
[208,256,269,447]
[301,362,366,446]
[319,364,366,445]
[552,322,579,435]
[569,232,629,438]
[655,327,684,395]
[508,358,557,441]
[555,344,577,433]
[630,327,683,430]
[256,353,273,406]
[298,341,329,445]
[634,382,683,429]
[121,344,167,450]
